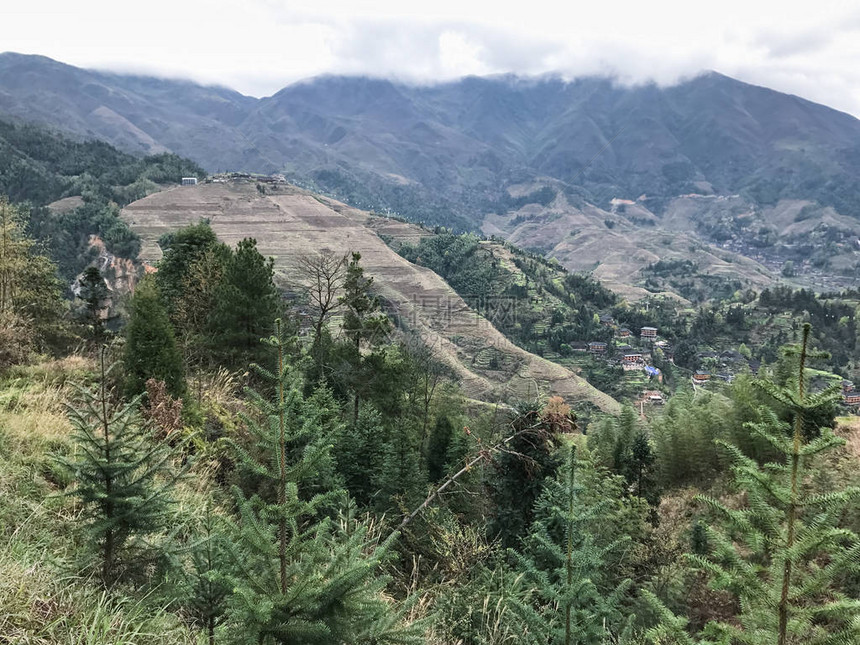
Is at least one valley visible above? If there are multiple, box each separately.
[3,43,860,645]
[5,53,860,302]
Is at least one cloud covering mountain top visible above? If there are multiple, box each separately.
[4,0,860,116]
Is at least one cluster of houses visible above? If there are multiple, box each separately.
[572,321,665,381]
[206,172,288,185]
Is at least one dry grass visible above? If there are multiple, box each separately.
[0,355,205,645]
[836,416,860,461]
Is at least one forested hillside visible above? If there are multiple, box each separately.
[2,74,860,644]
[4,53,860,289]
[0,118,203,279]
[4,198,860,643]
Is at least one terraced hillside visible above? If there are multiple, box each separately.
[121,181,619,413]
[483,183,776,301]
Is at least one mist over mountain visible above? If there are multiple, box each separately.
[3,52,860,225]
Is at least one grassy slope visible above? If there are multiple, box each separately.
[121,181,620,414]
[0,358,201,644]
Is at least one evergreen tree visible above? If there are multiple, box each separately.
[177,504,231,645]
[628,430,657,503]
[508,446,635,645]
[156,221,220,321]
[375,420,426,513]
[426,415,455,483]
[334,402,386,507]
[77,265,109,346]
[56,351,183,585]
[209,238,279,367]
[175,243,232,400]
[0,195,66,362]
[652,324,860,644]
[123,276,185,398]
[488,401,562,548]
[339,251,391,423]
[225,320,422,643]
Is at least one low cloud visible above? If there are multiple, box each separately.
[4,0,860,117]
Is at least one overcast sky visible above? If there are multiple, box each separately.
[5,0,860,116]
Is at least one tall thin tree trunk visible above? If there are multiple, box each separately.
[276,320,288,595]
[565,447,576,645]
[778,325,809,645]
[99,349,115,586]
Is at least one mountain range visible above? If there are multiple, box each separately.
[4,52,860,295]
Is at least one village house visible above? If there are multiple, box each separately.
[570,341,589,353]
[843,392,860,406]
[181,177,198,186]
[843,380,855,395]
[588,341,608,355]
[692,370,711,384]
[621,353,644,371]
[640,326,657,340]
[616,327,632,339]
[642,390,665,405]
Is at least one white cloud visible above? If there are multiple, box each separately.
[3,0,860,116]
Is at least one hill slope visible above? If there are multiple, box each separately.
[5,54,860,220]
[7,53,860,292]
[121,181,620,413]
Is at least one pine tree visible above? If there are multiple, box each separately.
[177,504,231,645]
[675,323,860,644]
[488,400,562,548]
[0,195,65,362]
[375,419,426,513]
[334,402,386,507]
[339,251,391,423]
[508,446,635,645]
[123,276,185,398]
[156,221,220,321]
[77,265,109,346]
[224,320,423,643]
[56,351,183,585]
[426,415,455,483]
[209,237,279,367]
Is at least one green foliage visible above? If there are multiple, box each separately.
[77,266,109,346]
[650,391,732,488]
[400,233,506,299]
[0,119,204,206]
[340,251,391,349]
[0,196,67,364]
[508,447,636,645]
[156,221,221,320]
[427,415,455,483]
[1,119,203,280]
[687,324,860,644]
[376,419,427,513]
[175,504,231,645]
[55,354,183,585]
[334,402,386,507]
[123,276,185,398]
[488,401,562,548]
[338,251,391,422]
[208,238,279,368]
[224,321,422,643]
